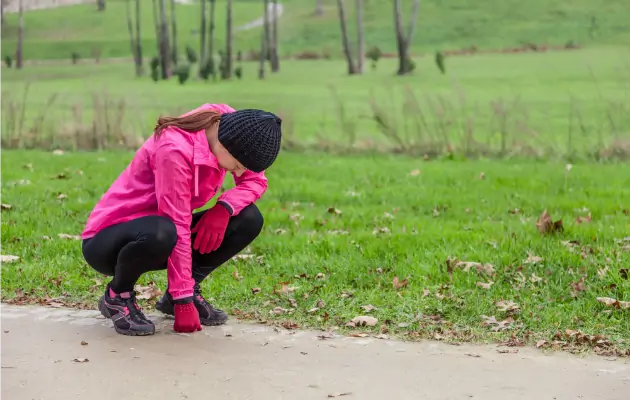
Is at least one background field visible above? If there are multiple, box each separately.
[2,0,630,60]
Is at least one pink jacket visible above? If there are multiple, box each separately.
[82,103,268,300]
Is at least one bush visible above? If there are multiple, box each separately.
[173,63,191,85]
[71,52,80,65]
[185,45,198,64]
[234,65,242,80]
[199,57,215,81]
[294,50,321,60]
[366,45,382,69]
[149,57,160,82]
[4,55,12,68]
[435,51,445,74]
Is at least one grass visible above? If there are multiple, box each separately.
[2,0,630,60]
[2,47,630,159]
[1,150,629,354]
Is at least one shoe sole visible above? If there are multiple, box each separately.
[98,297,156,336]
[155,301,228,326]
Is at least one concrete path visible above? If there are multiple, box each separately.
[1,304,628,400]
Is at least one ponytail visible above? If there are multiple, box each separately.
[153,109,222,137]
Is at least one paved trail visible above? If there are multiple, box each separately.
[1,304,628,400]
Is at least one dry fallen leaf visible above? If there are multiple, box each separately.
[251,287,261,294]
[497,349,519,354]
[52,149,65,155]
[409,169,421,176]
[328,392,352,398]
[479,172,485,180]
[1,204,12,210]
[465,353,481,358]
[0,255,20,264]
[523,252,543,264]
[575,213,592,224]
[232,268,242,281]
[535,339,548,348]
[315,272,326,280]
[72,358,89,363]
[422,288,430,297]
[274,228,287,235]
[360,304,377,312]
[134,282,162,300]
[596,297,630,309]
[476,281,494,290]
[273,307,288,315]
[536,210,563,235]
[449,259,495,276]
[496,300,520,313]
[327,207,342,215]
[58,233,81,240]
[481,315,515,332]
[392,276,408,290]
[346,316,378,327]
[57,193,68,200]
[348,332,370,338]
[80,341,88,346]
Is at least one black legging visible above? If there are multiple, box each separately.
[81,204,264,293]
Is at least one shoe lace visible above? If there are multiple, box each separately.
[193,283,212,307]
[125,292,145,319]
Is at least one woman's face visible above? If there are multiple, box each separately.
[212,141,247,177]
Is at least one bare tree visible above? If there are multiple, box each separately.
[258,0,269,80]
[270,0,280,72]
[126,0,143,76]
[170,0,178,65]
[152,0,161,58]
[393,0,420,75]
[224,0,233,79]
[16,0,24,69]
[315,0,324,16]
[263,0,271,62]
[158,0,171,78]
[355,0,364,74]
[336,0,356,75]
[1,0,7,26]
[208,0,217,79]
[135,0,143,73]
[199,0,207,73]
[97,0,106,11]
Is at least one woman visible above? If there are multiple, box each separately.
[81,103,282,336]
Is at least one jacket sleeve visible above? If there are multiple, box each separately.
[217,170,268,216]
[153,140,195,300]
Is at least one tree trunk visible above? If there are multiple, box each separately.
[259,0,269,80]
[270,0,280,72]
[170,0,178,65]
[97,0,106,12]
[336,0,356,75]
[158,0,171,78]
[355,0,364,74]
[315,0,324,16]
[135,0,143,73]
[16,0,24,69]
[199,0,207,77]
[224,0,233,79]
[393,0,420,75]
[1,0,6,26]
[126,0,139,75]
[208,0,217,80]
[152,0,161,58]
[263,0,271,62]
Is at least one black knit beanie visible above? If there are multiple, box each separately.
[217,109,282,173]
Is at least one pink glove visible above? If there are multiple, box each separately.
[192,203,231,254]
[173,301,202,333]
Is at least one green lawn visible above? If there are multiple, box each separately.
[2,47,630,158]
[1,150,629,354]
[2,0,629,61]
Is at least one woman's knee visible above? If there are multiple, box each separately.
[143,216,178,251]
[236,204,264,238]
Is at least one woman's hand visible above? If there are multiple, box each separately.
[192,203,231,254]
[173,299,202,333]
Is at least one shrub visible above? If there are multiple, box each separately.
[199,57,215,81]
[4,55,12,68]
[149,57,160,82]
[294,51,321,60]
[185,45,198,64]
[366,45,382,69]
[173,63,191,85]
[71,52,80,64]
[435,51,445,74]
[234,65,243,80]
